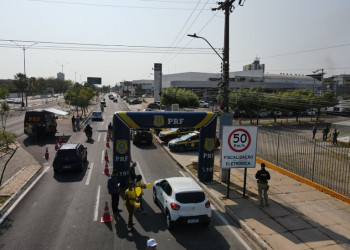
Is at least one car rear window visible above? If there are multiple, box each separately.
[176,191,205,204]
[57,149,78,158]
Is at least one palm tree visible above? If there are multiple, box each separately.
[14,73,27,106]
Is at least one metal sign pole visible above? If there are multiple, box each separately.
[243,168,247,198]
[226,169,230,198]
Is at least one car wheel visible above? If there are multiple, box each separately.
[166,210,174,229]
[178,145,185,152]
[153,188,157,204]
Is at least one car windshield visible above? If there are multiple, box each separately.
[179,134,193,140]
[176,191,205,204]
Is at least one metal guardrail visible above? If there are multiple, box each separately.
[258,127,350,197]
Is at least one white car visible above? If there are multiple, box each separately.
[199,100,209,108]
[91,110,103,120]
[153,177,211,229]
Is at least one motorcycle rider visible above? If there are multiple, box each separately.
[84,124,93,139]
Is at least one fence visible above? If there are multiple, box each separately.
[258,128,350,198]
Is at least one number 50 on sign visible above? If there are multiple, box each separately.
[221,126,258,169]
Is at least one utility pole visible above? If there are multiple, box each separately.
[213,0,245,184]
[11,41,37,107]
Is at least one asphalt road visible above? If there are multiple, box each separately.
[0,96,257,250]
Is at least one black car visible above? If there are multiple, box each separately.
[132,129,153,145]
[147,102,164,110]
[129,99,142,105]
[53,143,87,173]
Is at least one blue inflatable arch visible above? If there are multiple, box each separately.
[113,111,217,185]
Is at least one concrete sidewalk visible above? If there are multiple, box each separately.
[125,98,350,249]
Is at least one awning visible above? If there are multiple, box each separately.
[44,108,69,116]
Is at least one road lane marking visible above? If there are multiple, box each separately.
[85,162,94,185]
[94,185,101,221]
[0,166,50,225]
[98,134,101,142]
[212,208,253,250]
[104,134,107,142]
[135,161,147,184]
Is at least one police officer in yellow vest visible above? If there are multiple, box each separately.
[255,163,271,207]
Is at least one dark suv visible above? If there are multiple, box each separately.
[132,129,153,145]
[53,143,87,173]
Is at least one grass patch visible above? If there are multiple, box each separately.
[0,195,10,207]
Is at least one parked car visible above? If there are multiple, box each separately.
[113,99,118,103]
[13,99,22,104]
[147,102,164,110]
[158,127,196,142]
[168,132,220,152]
[53,143,87,173]
[132,129,153,145]
[153,177,211,229]
[199,100,209,108]
[129,99,142,105]
[6,98,14,103]
[91,110,103,121]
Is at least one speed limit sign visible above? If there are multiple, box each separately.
[221,126,257,169]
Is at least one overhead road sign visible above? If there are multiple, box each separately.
[87,77,102,85]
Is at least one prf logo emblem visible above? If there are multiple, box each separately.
[153,115,164,127]
[204,138,215,152]
[116,140,128,154]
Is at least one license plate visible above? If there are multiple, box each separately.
[63,166,71,169]
[188,219,199,224]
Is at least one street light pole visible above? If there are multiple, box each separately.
[11,41,37,107]
[55,61,69,74]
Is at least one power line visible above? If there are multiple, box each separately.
[28,0,213,10]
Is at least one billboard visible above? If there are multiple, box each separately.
[87,77,102,85]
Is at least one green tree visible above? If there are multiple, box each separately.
[65,84,95,116]
[0,130,16,150]
[0,87,9,100]
[0,101,10,131]
[161,88,199,108]
[14,73,27,103]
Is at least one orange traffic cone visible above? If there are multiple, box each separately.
[55,141,58,151]
[58,137,62,145]
[103,162,110,175]
[104,151,109,162]
[101,201,112,223]
[44,147,49,160]
[106,140,110,148]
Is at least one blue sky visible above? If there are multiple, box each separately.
[0,0,349,86]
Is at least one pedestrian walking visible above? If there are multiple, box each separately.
[332,129,339,145]
[107,171,122,215]
[255,162,271,207]
[322,126,330,142]
[108,122,113,138]
[76,115,81,131]
[135,175,147,214]
[312,124,317,139]
[125,181,136,229]
[71,115,76,131]
[147,238,158,249]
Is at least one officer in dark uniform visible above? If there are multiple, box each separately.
[255,163,271,207]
